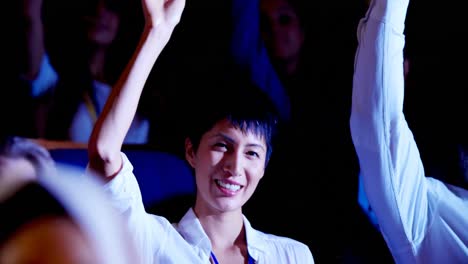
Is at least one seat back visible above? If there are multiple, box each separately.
[49,147,196,210]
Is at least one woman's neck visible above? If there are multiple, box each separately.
[195,207,245,250]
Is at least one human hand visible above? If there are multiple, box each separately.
[142,0,185,32]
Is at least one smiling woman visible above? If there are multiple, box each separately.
[85,0,314,262]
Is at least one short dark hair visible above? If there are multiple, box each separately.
[184,69,279,166]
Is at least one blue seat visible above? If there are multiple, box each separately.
[49,147,196,210]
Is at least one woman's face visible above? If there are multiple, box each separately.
[186,119,267,215]
[84,1,121,46]
[260,0,304,64]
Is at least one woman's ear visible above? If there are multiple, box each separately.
[185,138,196,168]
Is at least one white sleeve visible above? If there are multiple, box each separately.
[350,0,428,260]
[101,152,171,263]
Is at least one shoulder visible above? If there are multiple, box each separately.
[244,215,313,261]
[259,231,311,251]
[251,229,314,262]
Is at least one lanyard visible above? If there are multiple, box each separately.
[210,252,219,264]
[83,91,100,123]
[210,252,255,264]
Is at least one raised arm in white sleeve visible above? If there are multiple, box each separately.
[350,0,468,262]
[86,0,194,263]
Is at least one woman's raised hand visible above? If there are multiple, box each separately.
[142,0,185,32]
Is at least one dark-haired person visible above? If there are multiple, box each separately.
[16,0,149,143]
[87,0,314,262]
[0,163,140,264]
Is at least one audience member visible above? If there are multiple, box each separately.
[229,0,291,122]
[230,0,370,261]
[87,0,314,262]
[0,135,54,201]
[399,0,468,191]
[0,163,140,264]
[351,0,468,262]
[259,0,305,80]
[0,132,140,263]
[16,0,149,144]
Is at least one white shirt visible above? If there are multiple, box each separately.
[102,152,314,264]
[350,0,468,263]
[31,55,149,144]
[19,164,139,264]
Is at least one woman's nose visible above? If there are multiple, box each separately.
[222,152,243,177]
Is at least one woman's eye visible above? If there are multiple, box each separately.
[246,151,259,158]
[214,143,228,149]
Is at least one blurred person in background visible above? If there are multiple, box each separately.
[14,0,150,144]
[0,163,140,264]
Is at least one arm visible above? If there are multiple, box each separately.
[88,0,185,178]
[16,0,59,98]
[87,3,185,260]
[18,0,45,81]
[350,0,428,260]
